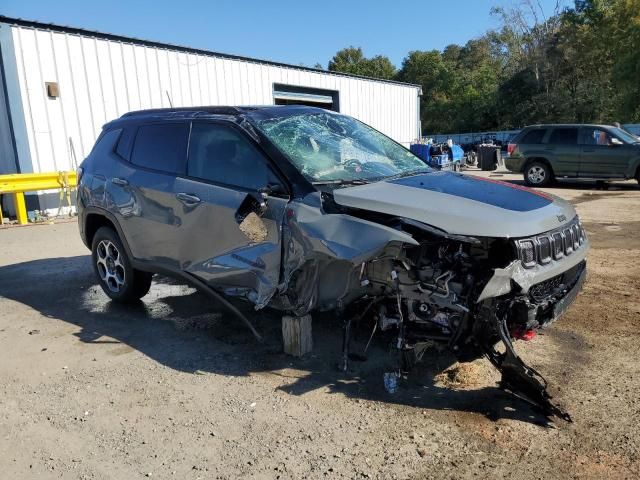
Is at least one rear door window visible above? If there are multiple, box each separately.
[549,128,578,145]
[131,123,189,174]
[520,129,546,144]
[187,122,281,191]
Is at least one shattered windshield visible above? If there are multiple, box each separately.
[253,111,429,183]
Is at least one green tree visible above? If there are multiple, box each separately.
[396,50,455,132]
[325,1,640,133]
[328,47,396,80]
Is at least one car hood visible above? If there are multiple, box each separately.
[332,172,577,238]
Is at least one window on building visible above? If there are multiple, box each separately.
[187,122,280,191]
[273,84,340,112]
[131,123,189,174]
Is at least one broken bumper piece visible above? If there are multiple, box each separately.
[486,314,572,422]
[482,265,587,422]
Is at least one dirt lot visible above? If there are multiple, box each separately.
[1,171,639,479]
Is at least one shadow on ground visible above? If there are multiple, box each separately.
[0,255,557,426]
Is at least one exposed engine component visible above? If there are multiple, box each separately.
[335,219,586,421]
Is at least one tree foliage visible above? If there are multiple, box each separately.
[326,0,640,134]
[327,47,396,80]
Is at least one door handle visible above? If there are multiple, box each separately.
[111,177,129,186]
[176,192,201,204]
[583,149,595,152]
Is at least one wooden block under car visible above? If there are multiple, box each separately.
[282,314,313,357]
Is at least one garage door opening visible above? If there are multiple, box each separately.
[273,83,340,111]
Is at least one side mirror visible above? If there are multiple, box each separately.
[258,183,287,197]
[611,137,623,146]
[237,191,268,220]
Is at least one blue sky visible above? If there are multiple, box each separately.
[2,0,567,68]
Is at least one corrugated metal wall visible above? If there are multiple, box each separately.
[1,23,420,174]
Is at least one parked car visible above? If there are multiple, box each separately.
[506,124,640,186]
[77,106,589,420]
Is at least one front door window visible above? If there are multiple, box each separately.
[583,129,614,146]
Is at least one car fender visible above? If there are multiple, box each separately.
[523,155,554,174]
[81,206,136,266]
[630,155,640,179]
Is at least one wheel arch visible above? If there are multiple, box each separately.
[524,157,555,176]
[83,208,135,263]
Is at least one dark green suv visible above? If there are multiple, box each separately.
[505,124,640,186]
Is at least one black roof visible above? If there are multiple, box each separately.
[107,105,325,128]
[0,15,421,90]
[120,106,256,118]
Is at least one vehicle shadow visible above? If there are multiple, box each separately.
[0,255,556,427]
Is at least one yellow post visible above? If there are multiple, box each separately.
[13,192,28,225]
[0,172,77,225]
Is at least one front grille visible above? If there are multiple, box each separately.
[529,260,585,302]
[515,217,586,268]
[519,239,536,267]
[530,274,564,302]
[564,227,574,254]
[538,236,552,264]
[551,231,564,259]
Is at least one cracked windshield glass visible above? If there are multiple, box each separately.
[254,111,429,183]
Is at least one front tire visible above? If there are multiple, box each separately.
[524,161,553,187]
[91,227,152,302]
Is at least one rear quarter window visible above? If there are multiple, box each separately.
[115,127,135,161]
[520,129,547,144]
[91,129,122,157]
[130,123,189,174]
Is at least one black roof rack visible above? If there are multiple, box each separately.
[120,106,252,118]
[106,105,323,128]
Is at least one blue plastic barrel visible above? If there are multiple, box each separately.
[410,144,431,162]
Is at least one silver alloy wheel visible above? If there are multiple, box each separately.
[95,240,126,293]
[527,165,546,184]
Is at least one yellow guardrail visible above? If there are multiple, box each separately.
[0,171,77,225]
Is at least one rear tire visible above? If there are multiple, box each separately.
[91,226,152,302]
[524,161,553,187]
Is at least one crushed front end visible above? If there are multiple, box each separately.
[299,205,589,422]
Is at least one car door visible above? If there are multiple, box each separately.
[545,127,580,177]
[579,127,633,178]
[107,121,190,267]
[174,121,289,306]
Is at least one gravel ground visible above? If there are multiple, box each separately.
[0,171,639,479]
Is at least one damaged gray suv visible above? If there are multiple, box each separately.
[78,106,588,421]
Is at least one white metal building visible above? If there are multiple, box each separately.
[0,16,422,213]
